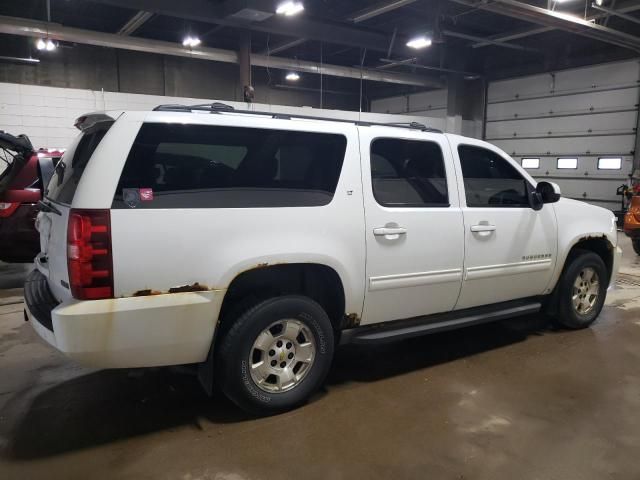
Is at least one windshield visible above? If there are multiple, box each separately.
[45,121,113,204]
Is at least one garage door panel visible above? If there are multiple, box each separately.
[486,111,637,138]
[488,89,638,120]
[492,135,636,156]
[521,155,633,174]
[489,60,639,103]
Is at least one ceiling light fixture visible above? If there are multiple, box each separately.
[285,72,300,81]
[36,38,56,51]
[276,1,304,16]
[182,36,201,48]
[406,36,432,49]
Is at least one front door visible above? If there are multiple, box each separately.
[448,137,558,310]
[359,128,465,326]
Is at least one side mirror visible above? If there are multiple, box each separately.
[536,181,561,204]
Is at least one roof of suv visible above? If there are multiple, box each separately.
[150,102,444,134]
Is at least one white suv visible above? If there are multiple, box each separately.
[25,104,621,415]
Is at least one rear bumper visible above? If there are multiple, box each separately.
[25,271,226,368]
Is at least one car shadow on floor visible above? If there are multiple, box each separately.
[1,314,552,460]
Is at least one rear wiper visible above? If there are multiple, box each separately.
[38,199,61,216]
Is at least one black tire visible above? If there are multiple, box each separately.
[554,250,608,329]
[216,295,334,415]
[633,239,640,256]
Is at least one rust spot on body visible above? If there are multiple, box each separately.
[133,289,161,297]
[343,312,361,328]
[168,282,209,293]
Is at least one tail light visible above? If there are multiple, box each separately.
[0,202,20,218]
[67,209,113,300]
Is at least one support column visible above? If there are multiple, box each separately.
[238,30,253,102]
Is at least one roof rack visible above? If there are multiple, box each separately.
[152,102,443,133]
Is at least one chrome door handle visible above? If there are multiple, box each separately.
[470,224,496,233]
[373,227,407,236]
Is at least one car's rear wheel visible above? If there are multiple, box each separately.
[632,239,640,256]
[554,250,607,329]
[216,295,334,415]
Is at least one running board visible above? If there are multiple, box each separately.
[340,301,542,345]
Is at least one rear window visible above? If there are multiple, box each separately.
[112,123,347,209]
[46,122,112,204]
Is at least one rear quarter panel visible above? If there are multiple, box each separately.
[106,113,366,317]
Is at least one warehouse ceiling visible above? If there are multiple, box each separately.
[0,0,639,98]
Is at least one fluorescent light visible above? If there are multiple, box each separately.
[285,72,300,81]
[557,157,578,169]
[36,38,46,50]
[521,158,540,169]
[598,157,622,170]
[182,36,201,47]
[406,36,432,49]
[276,1,304,16]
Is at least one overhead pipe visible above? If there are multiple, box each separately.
[0,15,441,87]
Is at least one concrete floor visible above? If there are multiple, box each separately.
[1,237,640,480]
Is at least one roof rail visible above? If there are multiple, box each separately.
[151,103,443,133]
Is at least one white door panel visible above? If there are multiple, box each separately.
[360,128,464,325]
[447,135,558,310]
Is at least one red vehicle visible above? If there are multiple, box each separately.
[623,195,640,256]
[0,132,60,263]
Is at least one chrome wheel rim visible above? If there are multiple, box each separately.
[249,319,316,393]
[572,267,600,315]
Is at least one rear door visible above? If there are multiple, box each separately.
[359,127,465,326]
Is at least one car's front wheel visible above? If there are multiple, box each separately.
[554,250,608,329]
[632,239,640,256]
[216,295,334,415]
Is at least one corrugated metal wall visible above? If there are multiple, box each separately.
[487,59,640,211]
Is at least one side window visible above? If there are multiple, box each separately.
[112,123,347,209]
[370,138,449,207]
[458,145,529,208]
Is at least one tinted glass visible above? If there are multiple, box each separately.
[46,122,112,204]
[458,145,529,207]
[112,123,347,209]
[370,138,448,207]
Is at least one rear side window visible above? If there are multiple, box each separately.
[458,145,529,208]
[46,123,112,204]
[112,123,347,209]
[370,138,448,207]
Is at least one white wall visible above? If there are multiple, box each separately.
[0,82,446,150]
[370,89,448,118]
[487,59,640,210]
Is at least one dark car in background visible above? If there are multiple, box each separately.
[0,132,61,263]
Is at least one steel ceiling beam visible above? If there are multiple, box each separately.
[591,3,640,26]
[117,10,153,35]
[472,1,640,48]
[88,0,395,53]
[450,0,640,52]
[0,15,441,87]
[261,0,417,56]
[442,29,539,52]
[349,0,419,24]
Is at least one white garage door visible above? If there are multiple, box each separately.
[486,60,639,211]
